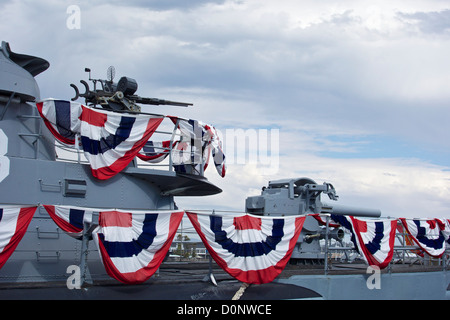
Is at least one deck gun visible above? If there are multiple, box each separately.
[70,66,193,112]
[245,178,381,263]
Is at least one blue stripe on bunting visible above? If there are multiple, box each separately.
[413,220,445,250]
[55,100,76,140]
[98,213,158,258]
[81,116,135,155]
[209,216,284,257]
[365,221,383,254]
[143,141,157,154]
[331,215,360,254]
[331,216,388,256]
[69,208,85,230]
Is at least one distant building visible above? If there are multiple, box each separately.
[170,236,208,260]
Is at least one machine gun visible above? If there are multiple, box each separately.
[70,66,193,112]
[245,177,381,217]
[245,177,381,263]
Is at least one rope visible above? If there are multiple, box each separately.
[231,282,250,300]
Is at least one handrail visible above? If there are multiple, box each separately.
[187,210,450,273]
[52,116,214,178]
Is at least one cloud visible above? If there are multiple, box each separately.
[177,117,450,219]
[84,0,227,11]
[177,150,450,219]
[398,9,450,34]
[178,147,450,217]
[1,0,450,219]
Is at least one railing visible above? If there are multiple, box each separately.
[174,211,450,275]
[53,116,212,177]
[322,221,450,274]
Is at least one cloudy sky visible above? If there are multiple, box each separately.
[1,0,450,218]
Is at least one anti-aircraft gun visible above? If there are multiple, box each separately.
[245,178,381,264]
[70,66,193,112]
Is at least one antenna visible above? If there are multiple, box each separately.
[107,66,115,82]
[84,67,92,80]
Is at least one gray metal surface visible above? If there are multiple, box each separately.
[0,41,448,301]
[0,41,221,285]
[245,177,381,217]
[245,177,379,262]
[278,270,449,300]
[0,41,48,102]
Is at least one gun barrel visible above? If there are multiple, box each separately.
[304,228,345,242]
[133,96,193,107]
[321,203,381,218]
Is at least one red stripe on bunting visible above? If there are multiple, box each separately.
[80,106,108,127]
[351,217,397,269]
[99,211,132,228]
[0,207,37,269]
[90,117,164,180]
[229,216,304,284]
[43,205,83,233]
[233,215,262,231]
[36,102,76,145]
[96,211,183,284]
[188,213,305,284]
[427,220,437,229]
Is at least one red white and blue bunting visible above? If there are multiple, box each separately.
[208,125,226,178]
[137,140,177,163]
[186,211,305,284]
[310,213,341,228]
[42,205,93,239]
[330,215,397,269]
[36,99,82,145]
[37,99,164,180]
[1,203,450,285]
[169,117,226,177]
[0,206,37,269]
[37,99,226,180]
[437,218,450,245]
[399,218,446,258]
[92,209,184,284]
[79,106,164,180]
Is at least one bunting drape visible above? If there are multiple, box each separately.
[399,218,446,258]
[330,215,397,269]
[169,117,226,177]
[36,99,81,145]
[208,125,226,178]
[37,99,164,179]
[37,99,226,179]
[0,206,37,269]
[437,218,450,245]
[92,209,183,284]
[80,106,164,179]
[186,211,305,284]
[42,205,93,239]
[0,203,449,285]
[310,213,341,228]
[137,140,177,163]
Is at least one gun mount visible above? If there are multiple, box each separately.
[245,177,381,264]
[70,66,193,112]
[245,177,381,217]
